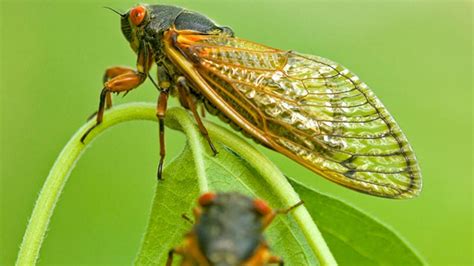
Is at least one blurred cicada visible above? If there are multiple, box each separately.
[82,4,422,198]
[167,192,302,266]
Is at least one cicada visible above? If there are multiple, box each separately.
[82,4,422,198]
[167,192,302,266]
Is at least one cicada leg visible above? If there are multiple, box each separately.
[85,66,136,121]
[262,200,304,229]
[102,66,136,108]
[156,90,169,180]
[268,255,284,265]
[243,242,284,266]
[166,247,185,266]
[81,42,152,143]
[176,77,218,156]
[80,70,146,143]
[200,104,206,117]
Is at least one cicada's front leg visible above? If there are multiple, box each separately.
[85,66,137,121]
[81,43,152,143]
[176,76,218,156]
[102,66,137,108]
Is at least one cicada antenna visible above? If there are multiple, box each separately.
[103,6,126,17]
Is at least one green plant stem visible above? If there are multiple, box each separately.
[204,121,337,266]
[15,103,156,266]
[164,108,209,192]
[16,102,335,266]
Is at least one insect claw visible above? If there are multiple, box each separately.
[122,91,130,98]
[80,125,96,144]
[208,141,218,156]
[157,156,165,180]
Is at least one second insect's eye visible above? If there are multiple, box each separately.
[130,6,146,26]
[253,199,272,216]
[198,192,216,206]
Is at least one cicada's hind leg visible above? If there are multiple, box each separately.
[176,76,218,156]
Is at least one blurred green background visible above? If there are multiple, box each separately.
[1,0,472,265]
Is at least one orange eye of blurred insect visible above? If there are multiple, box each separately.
[130,6,146,25]
[253,199,271,216]
[198,192,216,206]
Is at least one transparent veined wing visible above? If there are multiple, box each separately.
[166,31,422,198]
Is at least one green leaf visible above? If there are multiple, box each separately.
[135,144,319,265]
[289,178,425,265]
[135,108,328,265]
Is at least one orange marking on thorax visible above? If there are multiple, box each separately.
[177,34,206,45]
[186,35,206,42]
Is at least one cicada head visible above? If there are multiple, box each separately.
[119,5,154,53]
[120,4,234,54]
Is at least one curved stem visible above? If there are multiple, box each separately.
[16,103,335,266]
[164,108,209,192]
[16,103,156,266]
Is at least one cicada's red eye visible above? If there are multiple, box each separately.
[253,198,272,216]
[130,6,146,26]
[198,192,216,206]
